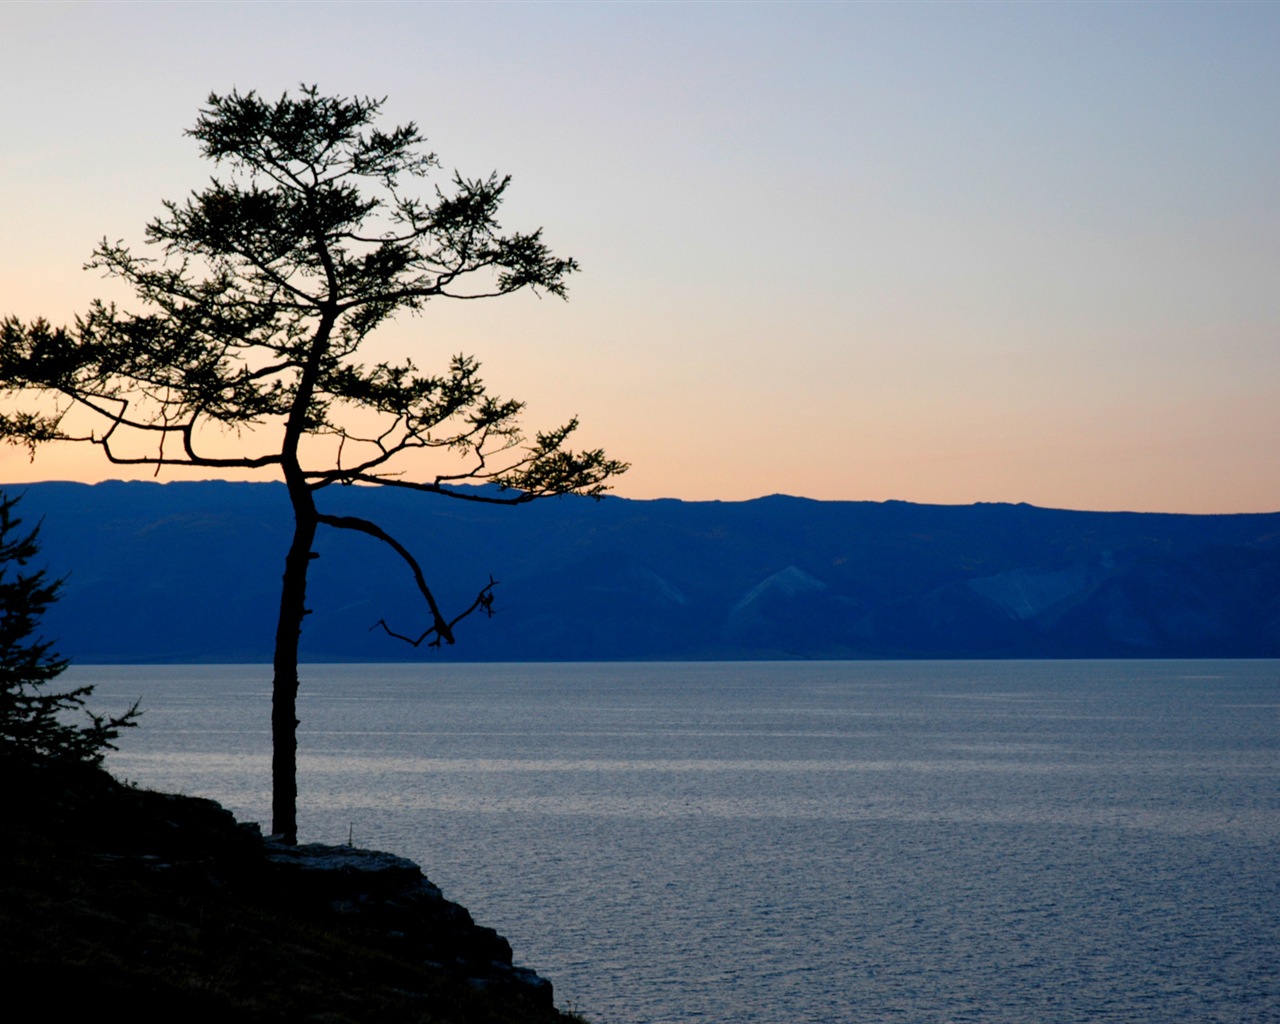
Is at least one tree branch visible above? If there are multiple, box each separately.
[317,474,535,504]
[369,575,497,649]
[316,511,495,646]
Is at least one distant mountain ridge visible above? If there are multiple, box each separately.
[11,480,1280,662]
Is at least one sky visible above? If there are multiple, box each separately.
[1,2,1277,513]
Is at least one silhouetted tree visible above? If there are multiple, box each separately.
[0,86,625,841]
[0,491,138,764]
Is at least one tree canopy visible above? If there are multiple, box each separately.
[0,86,625,840]
[0,491,138,764]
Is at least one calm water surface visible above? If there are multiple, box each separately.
[80,660,1280,1024]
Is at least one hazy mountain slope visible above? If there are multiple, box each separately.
[12,480,1279,662]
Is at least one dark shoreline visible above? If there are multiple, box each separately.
[1,753,584,1024]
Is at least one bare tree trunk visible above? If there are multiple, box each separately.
[270,495,317,843]
[270,308,333,843]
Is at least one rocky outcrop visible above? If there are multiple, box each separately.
[1,753,565,1022]
[261,841,553,1007]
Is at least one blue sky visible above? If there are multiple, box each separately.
[2,2,1277,511]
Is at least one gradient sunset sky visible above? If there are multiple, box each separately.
[2,2,1277,513]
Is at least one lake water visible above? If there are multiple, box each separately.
[78,660,1279,1024]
